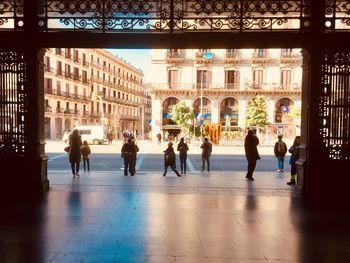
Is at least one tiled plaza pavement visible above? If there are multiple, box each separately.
[1,171,350,263]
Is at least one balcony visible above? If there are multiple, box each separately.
[44,106,52,112]
[64,109,75,115]
[65,72,74,80]
[91,75,103,84]
[91,60,102,69]
[82,60,90,67]
[280,52,302,64]
[90,111,102,118]
[44,66,54,74]
[56,107,65,113]
[251,51,269,63]
[195,52,214,64]
[120,114,139,121]
[55,49,63,56]
[55,69,64,77]
[165,51,184,63]
[82,79,90,85]
[73,57,81,64]
[73,74,81,82]
[224,51,245,63]
[65,53,73,60]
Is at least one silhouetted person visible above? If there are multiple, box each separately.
[287,136,301,185]
[244,130,260,181]
[69,129,82,177]
[81,140,91,172]
[121,138,137,176]
[130,139,139,176]
[163,142,181,177]
[177,137,189,174]
[200,137,212,172]
[157,133,162,144]
[274,135,287,172]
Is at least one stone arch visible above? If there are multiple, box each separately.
[162,97,180,126]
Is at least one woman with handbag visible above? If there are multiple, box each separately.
[287,136,301,185]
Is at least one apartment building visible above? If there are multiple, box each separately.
[44,48,150,140]
[149,48,302,140]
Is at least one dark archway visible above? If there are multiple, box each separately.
[220,97,239,130]
[193,97,212,124]
[275,98,294,124]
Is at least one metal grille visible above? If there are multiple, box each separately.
[37,0,311,32]
[325,0,350,31]
[0,50,27,155]
[320,51,350,159]
[0,0,24,31]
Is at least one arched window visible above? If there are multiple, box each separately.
[275,98,294,123]
[220,98,239,129]
[193,97,211,123]
[162,97,179,125]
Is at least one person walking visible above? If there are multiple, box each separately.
[81,140,91,172]
[130,139,139,176]
[163,142,181,177]
[200,137,212,172]
[157,133,162,145]
[121,138,137,176]
[177,137,189,174]
[274,135,287,172]
[287,136,301,185]
[244,130,260,181]
[69,129,82,177]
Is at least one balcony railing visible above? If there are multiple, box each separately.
[44,106,52,112]
[64,109,75,114]
[56,107,65,113]
[65,72,74,79]
[73,74,81,81]
[55,69,64,77]
[73,57,81,63]
[90,111,102,118]
[91,60,102,69]
[44,66,54,73]
[45,88,89,101]
[146,82,301,91]
[82,60,90,67]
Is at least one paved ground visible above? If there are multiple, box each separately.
[1,141,349,263]
[46,140,291,173]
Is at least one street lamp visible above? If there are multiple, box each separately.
[92,91,104,126]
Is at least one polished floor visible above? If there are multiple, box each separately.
[1,171,350,263]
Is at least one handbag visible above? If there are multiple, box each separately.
[64,146,70,153]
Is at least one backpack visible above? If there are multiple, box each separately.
[277,141,285,153]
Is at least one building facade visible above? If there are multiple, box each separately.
[44,48,151,140]
[149,48,302,141]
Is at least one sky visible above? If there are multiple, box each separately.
[107,49,152,82]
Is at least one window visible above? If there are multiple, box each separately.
[168,70,178,88]
[225,70,240,88]
[197,70,210,89]
[66,83,70,93]
[253,70,263,88]
[281,70,292,89]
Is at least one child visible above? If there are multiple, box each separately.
[81,140,91,172]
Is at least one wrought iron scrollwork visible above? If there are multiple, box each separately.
[325,0,350,31]
[0,0,24,30]
[320,51,350,159]
[0,50,28,155]
[36,0,311,32]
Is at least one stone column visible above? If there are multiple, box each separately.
[151,96,162,141]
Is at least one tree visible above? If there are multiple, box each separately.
[289,105,301,127]
[246,95,268,129]
[171,102,195,133]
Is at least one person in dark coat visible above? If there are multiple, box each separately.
[129,139,139,176]
[163,142,181,177]
[121,138,137,176]
[200,138,212,172]
[69,129,82,177]
[244,130,260,181]
[177,137,189,174]
[287,136,301,185]
[274,135,287,172]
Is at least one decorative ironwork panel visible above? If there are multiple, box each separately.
[37,0,311,32]
[325,0,350,31]
[0,50,28,155]
[320,51,350,159]
[0,0,24,31]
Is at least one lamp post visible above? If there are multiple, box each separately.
[200,66,204,139]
